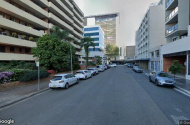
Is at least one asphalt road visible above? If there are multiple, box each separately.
[0,66,190,125]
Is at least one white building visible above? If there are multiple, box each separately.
[135,0,166,70]
[160,0,190,80]
[82,25,105,64]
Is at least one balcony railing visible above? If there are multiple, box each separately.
[166,0,174,9]
[166,23,178,35]
[166,7,178,22]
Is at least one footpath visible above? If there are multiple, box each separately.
[143,69,190,95]
[0,70,78,109]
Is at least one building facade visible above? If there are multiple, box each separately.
[124,46,135,60]
[0,0,84,62]
[135,0,166,70]
[82,25,105,64]
[160,0,190,80]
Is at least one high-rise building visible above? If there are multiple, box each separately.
[124,46,135,60]
[160,0,190,80]
[84,13,119,47]
[135,0,166,69]
[82,25,105,64]
[0,0,84,62]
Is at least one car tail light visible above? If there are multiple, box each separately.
[59,80,64,83]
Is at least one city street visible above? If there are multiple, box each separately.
[0,66,190,125]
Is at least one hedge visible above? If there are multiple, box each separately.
[18,70,50,82]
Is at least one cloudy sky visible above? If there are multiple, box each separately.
[74,0,159,47]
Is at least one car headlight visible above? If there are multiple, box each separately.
[159,80,165,84]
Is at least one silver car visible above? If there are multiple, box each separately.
[149,71,176,86]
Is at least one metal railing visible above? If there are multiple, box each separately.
[166,7,178,22]
[166,23,178,35]
[166,0,174,9]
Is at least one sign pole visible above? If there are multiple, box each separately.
[36,61,40,90]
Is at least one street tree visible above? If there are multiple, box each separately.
[80,37,95,68]
[94,56,102,65]
[32,26,77,72]
[105,44,119,61]
[169,60,185,79]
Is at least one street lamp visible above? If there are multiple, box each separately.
[69,42,73,74]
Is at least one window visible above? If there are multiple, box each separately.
[19,48,22,53]
[0,46,5,52]
[25,48,31,54]
[93,38,99,41]
[25,23,29,26]
[88,48,100,51]
[156,50,159,57]
[84,32,99,37]
[10,17,15,21]
[10,47,15,53]
[84,27,99,31]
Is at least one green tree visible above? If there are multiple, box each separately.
[105,44,119,61]
[169,60,185,79]
[94,56,102,65]
[32,34,76,72]
[80,37,95,68]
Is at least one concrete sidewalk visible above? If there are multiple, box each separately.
[143,69,190,94]
[0,77,51,108]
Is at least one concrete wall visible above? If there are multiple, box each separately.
[126,46,135,58]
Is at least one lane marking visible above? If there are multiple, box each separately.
[174,88,190,98]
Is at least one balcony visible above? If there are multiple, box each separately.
[61,0,73,10]
[73,24,83,33]
[73,17,83,28]
[33,0,49,8]
[48,13,73,31]
[0,35,36,48]
[48,2,73,24]
[75,51,84,56]
[166,23,178,37]
[73,9,83,22]
[166,7,178,24]
[70,42,80,49]
[13,0,49,18]
[166,0,177,10]
[72,31,83,39]
[0,16,44,37]
[0,0,48,29]
[50,0,74,18]
[0,53,35,61]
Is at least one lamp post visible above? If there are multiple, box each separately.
[70,42,73,74]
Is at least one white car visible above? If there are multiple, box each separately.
[49,74,79,89]
[88,68,99,75]
[103,65,108,70]
[96,65,104,72]
[109,63,117,67]
[75,70,92,79]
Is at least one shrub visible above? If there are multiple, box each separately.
[73,63,80,70]
[10,69,28,81]
[18,70,49,82]
[0,71,14,84]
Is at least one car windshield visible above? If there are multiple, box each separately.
[88,69,93,70]
[158,73,169,77]
[52,76,62,81]
[76,71,84,74]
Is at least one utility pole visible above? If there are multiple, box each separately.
[70,43,73,74]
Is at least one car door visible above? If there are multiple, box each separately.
[64,75,71,85]
[70,74,77,84]
[69,74,76,84]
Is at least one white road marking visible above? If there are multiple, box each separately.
[171,115,188,125]
[174,88,190,98]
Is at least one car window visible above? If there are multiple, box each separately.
[52,76,62,81]
[158,73,168,77]
[76,71,84,74]
[84,71,88,73]
[65,75,70,79]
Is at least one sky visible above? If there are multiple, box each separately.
[74,0,159,47]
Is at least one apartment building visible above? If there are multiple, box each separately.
[82,25,105,64]
[0,0,84,62]
[135,0,166,69]
[124,46,135,60]
[160,0,190,80]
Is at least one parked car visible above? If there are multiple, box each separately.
[132,66,138,71]
[103,65,108,70]
[49,74,79,89]
[149,71,175,86]
[133,66,143,73]
[109,63,117,67]
[75,70,92,80]
[96,65,105,72]
[124,63,129,66]
[127,64,133,68]
[87,68,99,75]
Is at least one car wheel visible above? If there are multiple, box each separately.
[149,77,152,82]
[65,83,69,89]
[76,79,79,84]
[155,80,159,86]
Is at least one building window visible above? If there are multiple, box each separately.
[0,46,5,52]
[84,32,99,37]
[25,48,31,54]
[151,52,154,58]
[25,23,29,26]
[84,27,99,31]
[19,48,22,53]
[10,17,15,21]
[156,50,159,57]
[10,47,15,53]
